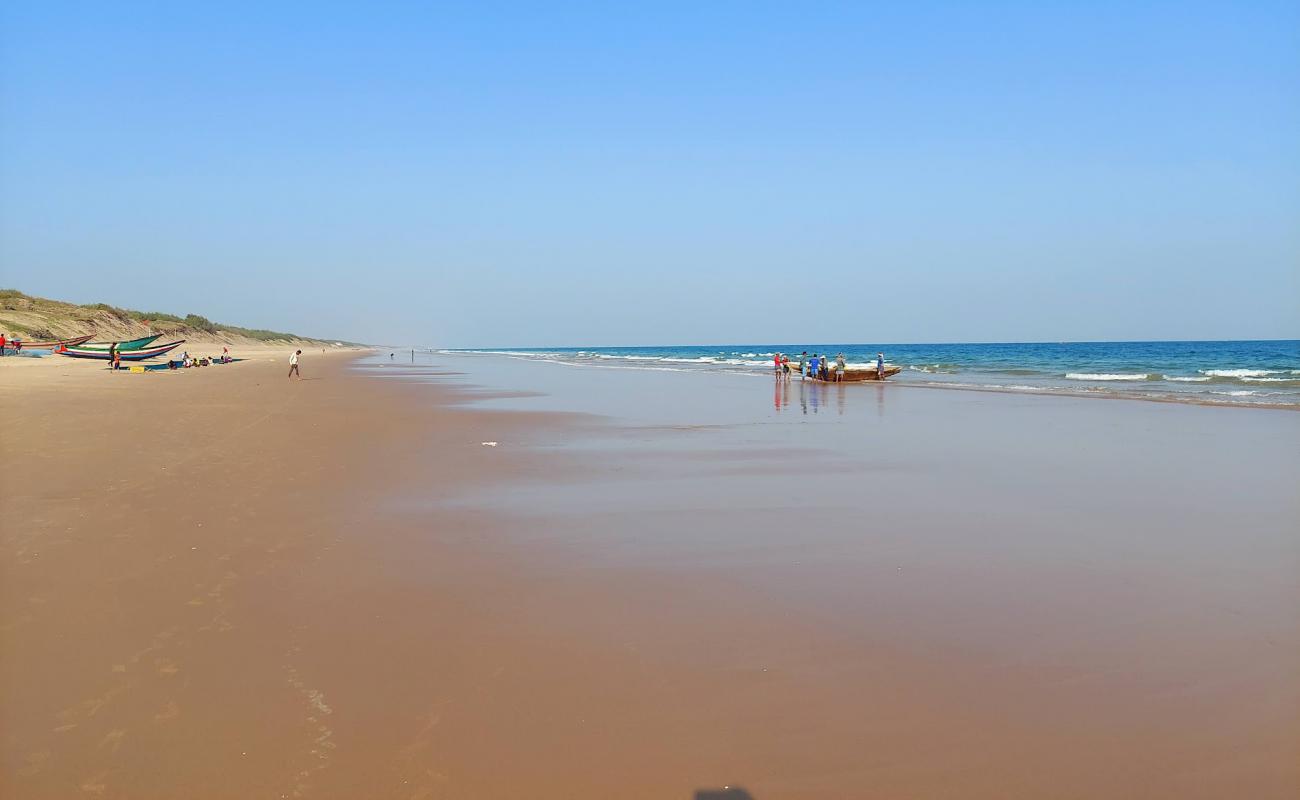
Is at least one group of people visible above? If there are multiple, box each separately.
[165,347,233,370]
[772,350,887,382]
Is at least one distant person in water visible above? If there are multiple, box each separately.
[289,349,302,379]
[835,353,846,382]
[877,352,885,379]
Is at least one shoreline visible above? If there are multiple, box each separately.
[3,350,1297,798]
[438,350,1300,411]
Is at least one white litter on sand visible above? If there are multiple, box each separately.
[480,441,498,447]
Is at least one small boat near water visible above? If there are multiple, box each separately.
[57,339,185,361]
[808,365,902,382]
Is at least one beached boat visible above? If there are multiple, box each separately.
[807,365,902,382]
[57,340,185,361]
[1,334,94,350]
[75,333,164,351]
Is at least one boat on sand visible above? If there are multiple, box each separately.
[2,334,94,350]
[75,333,164,351]
[57,340,185,361]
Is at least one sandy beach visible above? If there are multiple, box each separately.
[2,351,1297,799]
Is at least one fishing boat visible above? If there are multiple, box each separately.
[808,365,902,382]
[1,334,94,350]
[74,333,164,351]
[57,340,185,361]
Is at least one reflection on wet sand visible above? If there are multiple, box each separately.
[778,376,864,417]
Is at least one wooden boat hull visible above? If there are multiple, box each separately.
[1,334,94,350]
[76,333,164,352]
[58,340,185,361]
[808,366,901,382]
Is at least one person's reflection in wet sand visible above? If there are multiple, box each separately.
[875,382,886,417]
[809,381,822,413]
[799,380,807,415]
[836,381,846,415]
[774,374,783,412]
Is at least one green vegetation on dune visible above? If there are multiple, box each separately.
[0,316,38,335]
[1,289,327,343]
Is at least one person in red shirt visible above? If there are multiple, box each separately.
[0,333,7,355]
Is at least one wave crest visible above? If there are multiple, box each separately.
[1065,372,1153,381]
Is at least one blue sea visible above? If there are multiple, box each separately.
[441,340,1300,408]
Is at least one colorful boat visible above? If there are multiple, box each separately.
[75,333,164,352]
[57,340,185,361]
[1,334,94,350]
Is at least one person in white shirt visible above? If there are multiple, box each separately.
[288,349,301,380]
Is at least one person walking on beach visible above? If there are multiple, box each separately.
[773,352,783,375]
[798,351,808,379]
[289,349,302,380]
[835,353,846,382]
[876,352,885,380]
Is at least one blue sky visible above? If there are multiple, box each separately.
[1,1,1296,346]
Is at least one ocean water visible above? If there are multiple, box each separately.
[439,340,1300,408]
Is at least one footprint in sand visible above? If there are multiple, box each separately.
[154,700,180,724]
[98,728,127,753]
[155,658,180,676]
[79,771,110,794]
[17,750,51,777]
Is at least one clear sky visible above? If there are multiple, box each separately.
[1,1,1296,346]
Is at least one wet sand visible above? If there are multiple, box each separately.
[2,352,1297,798]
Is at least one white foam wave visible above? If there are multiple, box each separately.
[1200,368,1286,378]
[1164,375,1210,382]
[1209,390,1258,397]
[907,363,960,374]
[1065,372,1151,381]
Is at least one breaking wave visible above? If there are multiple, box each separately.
[1065,373,1154,382]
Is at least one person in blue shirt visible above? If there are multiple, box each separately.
[807,354,818,380]
[876,352,885,379]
